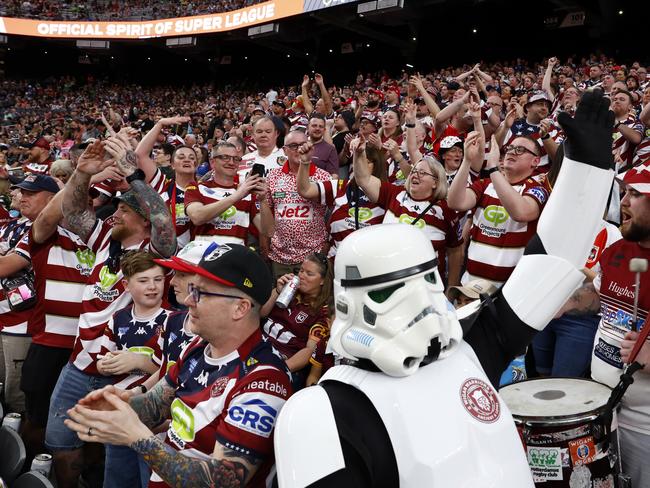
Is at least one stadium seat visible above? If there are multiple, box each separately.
[13,471,55,488]
[0,426,26,484]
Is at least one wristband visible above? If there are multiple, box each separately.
[126,169,146,184]
[482,167,500,178]
[405,123,416,129]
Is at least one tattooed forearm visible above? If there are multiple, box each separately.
[130,436,259,488]
[563,282,601,316]
[129,179,177,258]
[61,170,96,241]
[129,379,176,428]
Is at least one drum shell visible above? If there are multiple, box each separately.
[503,378,619,488]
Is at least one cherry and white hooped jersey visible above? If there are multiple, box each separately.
[14,226,93,348]
[69,219,153,375]
[184,179,256,246]
[316,179,385,258]
[148,170,192,249]
[106,305,170,390]
[592,240,650,435]
[266,162,331,264]
[632,125,650,167]
[377,182,462,280]
[612,115,644,169]
[152,329,291,488]
[464,177,548,285]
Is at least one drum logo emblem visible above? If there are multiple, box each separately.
[568,436,596,466]
[459,378,501,423]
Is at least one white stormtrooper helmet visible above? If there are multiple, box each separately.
[329,224,463,377]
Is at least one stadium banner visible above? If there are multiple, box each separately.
[0,0,355,39]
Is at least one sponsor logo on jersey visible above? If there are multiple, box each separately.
[483,205,509,225]
[194,370,209,387]
[75,249,96,275]
[460,377,500,423]
[98,265,120,290]
[219,206,237,219]
[398,213,425,229]
[347,207,372,222]
[226,397,279,438]
[128,346,154,357]
[276,203,312,220]
[246,379,289,397]
[170,398,194,444]
[526,187,547,204]
[135,327,147,335]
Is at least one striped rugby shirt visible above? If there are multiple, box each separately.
[377,181,462,280]
[14,226,93,348]
[69,219,153,375]
[184,178,257,246]
[151,329,291,488]
[464,176,548,285]
[315,178,385,258]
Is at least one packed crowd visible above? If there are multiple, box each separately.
[1,52,650,487]
[0,0,263,21]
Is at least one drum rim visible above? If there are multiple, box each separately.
[500,376,613,422]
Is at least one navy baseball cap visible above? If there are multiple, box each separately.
[14,174,59,193]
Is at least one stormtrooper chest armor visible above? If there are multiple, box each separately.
[320,341,535,488]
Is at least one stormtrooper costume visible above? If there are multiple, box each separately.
[274,91,616,487]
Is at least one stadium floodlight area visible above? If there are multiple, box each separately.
[76,40,110,49]
[166,37,197,48]
[357,0,404,15]
[248,23,279,38]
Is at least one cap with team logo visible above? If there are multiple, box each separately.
[618,163,650,196]
[448,279,498,300]
[154,240,213,273]
[181,242,273,305]
[13,174,59,193]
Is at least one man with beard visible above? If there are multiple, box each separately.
[44,137,176,488]
[23,137,54,175]
[559,163,650,486]
[356,88,383,122]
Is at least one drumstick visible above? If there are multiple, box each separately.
[627,258,648,363]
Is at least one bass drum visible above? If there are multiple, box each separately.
[500,377,619,488]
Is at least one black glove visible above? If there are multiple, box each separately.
[557,89,614,170]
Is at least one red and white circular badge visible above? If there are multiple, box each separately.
[460,378,501,423]
[210,376,230,398]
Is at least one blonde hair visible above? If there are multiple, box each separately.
[50,159,74,178]
[405,156,448,201]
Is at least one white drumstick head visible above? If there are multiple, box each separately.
[630,258,648,273]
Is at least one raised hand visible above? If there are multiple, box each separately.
[350,135,366,155]
[469,101,482,120]
[302,75,311,89]
[367,133,382,150]
[409,74,425,92]
[77,140,114,176]
[464,131,484,168]
[557,89,614,169]
[404,101,417,125]
[539,118,552,138]
[104,136,137,177]
[315,73,324,85]
[158,115,191,127]
[297,141,314,164]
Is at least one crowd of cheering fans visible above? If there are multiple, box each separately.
[1,51,650,487]
[0,0,263,21]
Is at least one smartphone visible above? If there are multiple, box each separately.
[251,163,265,178]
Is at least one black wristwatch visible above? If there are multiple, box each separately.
[126,169,146,184]
[482,167,500,178]
[541,133,550,140]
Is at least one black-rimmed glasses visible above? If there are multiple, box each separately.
[187,283,243,304]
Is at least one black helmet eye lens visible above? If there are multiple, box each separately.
[367,283,404,303]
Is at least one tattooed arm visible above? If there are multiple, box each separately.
[105,136,177,258]
[131,435,263,488]
[62,140,112,242]
[129,377,177,428]
[557,282,601,316]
